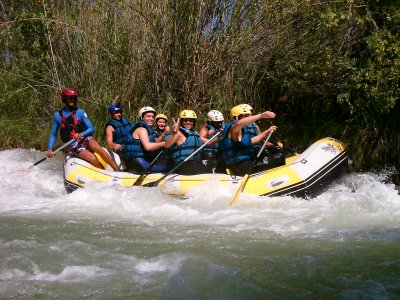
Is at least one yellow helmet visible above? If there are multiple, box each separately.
[230,105,252,118]
[155,114,168,121]
[179,110,197,119]
[239,104,253,111]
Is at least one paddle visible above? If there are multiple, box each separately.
[9,139,75,175]
[229,130,274,207]
[142,131,222,187]
[28,139,76,170]
[132,149,165,186]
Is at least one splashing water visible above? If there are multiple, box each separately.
[1,149,400,299]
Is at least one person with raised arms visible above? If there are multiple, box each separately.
[239,103,284,151]
[47,88,119,171]
[165,109,214,175]
[220,105,280,176]
[128,106,167,174]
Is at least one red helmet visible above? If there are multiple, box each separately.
[60,88,78,103]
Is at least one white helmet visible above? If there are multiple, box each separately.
[207,110,224,122]
[239,104,253,111]
[138,106,156,119]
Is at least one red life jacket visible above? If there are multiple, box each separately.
[59,109,86,142]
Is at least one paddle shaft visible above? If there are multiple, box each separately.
[229,130,273,207]
[29,139,75,169]
[143,131,222,187]
[250,130,273,170]
[132,149,165,186]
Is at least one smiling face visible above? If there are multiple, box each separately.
[142,112,155,126]
[156,118,167,130]
[181,118,195,130]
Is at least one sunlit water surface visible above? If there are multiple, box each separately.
[1,149,400,299]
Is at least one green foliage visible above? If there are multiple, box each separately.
[1,0,400,179]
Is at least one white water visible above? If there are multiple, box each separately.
[1,148,400,299]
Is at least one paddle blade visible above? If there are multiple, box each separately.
[229,174,249,207]
[132,175,145,186]
[142,179,161,188]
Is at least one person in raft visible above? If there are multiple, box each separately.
[128,106,168,174]
[47,88,119,171]
[165,109,214,175]
[104,103,135,169]
[198,109,226,173]
[239,103,284,151]
[219,105,281,176]
[152,113,174,171]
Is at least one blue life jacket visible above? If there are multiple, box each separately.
[153,129,172,158]
[247,122,261,154]
[204,123,224,154]
[129,121,157,161]
[154,129,171,142]
[171,127,202,164]
[220,121,253,165]
[105,116,136,159]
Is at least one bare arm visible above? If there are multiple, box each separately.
[199,124,209,143]
[135,127,165,151]
[155,125,170,142]
[251,126,277,144]
[165,118,187,148]
[237,111,276,126]
[231,111,276,142]
[105,125,123,151]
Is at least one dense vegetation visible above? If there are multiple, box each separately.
[1,0,399,179]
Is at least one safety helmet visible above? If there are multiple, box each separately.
[108,104,123,114]
[230,105,252,118]
[239,103,253,111]
[60,88,78,103]
[207,110,224,122]
[179,110,197,119]
[155,114,168,122]
[138,106,156,119]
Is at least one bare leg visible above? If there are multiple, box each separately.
[87,139,119,171]
[77,149,104,169]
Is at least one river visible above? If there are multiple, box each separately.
[1,148,400,299]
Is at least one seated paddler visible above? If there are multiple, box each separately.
[47,88,119,171]
[199,109,226,173]
[239,103,284,155]
[153,113,174,171]
[105,103,134,169]
[128,106,168,174]
[165,109,214,175]
[220,105,282,176]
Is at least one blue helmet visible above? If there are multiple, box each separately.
[108,104,123,114]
